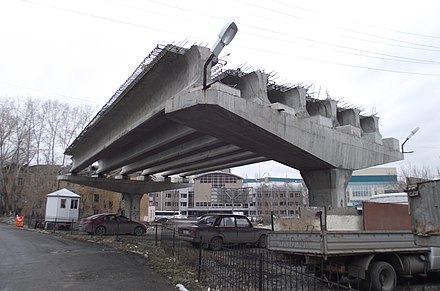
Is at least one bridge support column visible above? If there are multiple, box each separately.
[300,168,353,208]
[122,193,144,222]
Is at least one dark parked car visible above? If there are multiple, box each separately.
[80,213,146,236]
[177,214,270,250]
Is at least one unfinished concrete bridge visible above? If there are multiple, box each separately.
[59,44,402,220]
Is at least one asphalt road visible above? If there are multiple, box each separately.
[0,224,175,291]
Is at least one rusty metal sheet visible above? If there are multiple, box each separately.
[407,179,440,246]
[363,202,411,231]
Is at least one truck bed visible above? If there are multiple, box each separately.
[268,231,429,257]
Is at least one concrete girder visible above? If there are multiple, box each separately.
[65,45,212,173]
[337,108,361,128]
[97,122,198,174]
[57,174,191,193]
[173,156,269,177]
[120,135,225,175]
[217,70,271,105]
[360,115,380,133]
[144,148,261,177]
[267,86,309,118]
[306,99,338,127]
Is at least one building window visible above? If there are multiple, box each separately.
[180,202,187,207]
[295,193,301,198]
[108,201,113,209]
[181,194,187,199]
[166,193,172,198]
[94,194,100,202]
[352,185,371,197]
[70,199,78,209]
[60,199,66,209]
[198,173,238,187]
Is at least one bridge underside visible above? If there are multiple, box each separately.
[62,44,403,216]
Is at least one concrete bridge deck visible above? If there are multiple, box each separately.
[61,44,402,212]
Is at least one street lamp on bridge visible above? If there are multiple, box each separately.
[203,22,238,90]
[401,126,420,154]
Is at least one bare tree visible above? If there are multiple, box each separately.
[0,97,94,216]
[0,99,17,214]
[40,100,68,165]
[398,163,440,190]
[57,104,93,166]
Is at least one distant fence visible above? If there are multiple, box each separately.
[23,215,79,233]
[155,224,360,291]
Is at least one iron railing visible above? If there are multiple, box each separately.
[155,224,360,291]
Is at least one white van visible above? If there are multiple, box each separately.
[369,192,408,204]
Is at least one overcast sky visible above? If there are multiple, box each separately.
[1,0,439,179]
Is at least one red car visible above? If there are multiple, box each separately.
[80,213,146,236]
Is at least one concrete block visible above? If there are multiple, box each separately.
[363,132,383,144]
[269,102,296,115]
[306,99,337,119]
[336,125,361,137]
[383,137,400,151]
[337,108,361,127]
[360,115,380,133]
[308,115,333,128]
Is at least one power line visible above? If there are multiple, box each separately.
[240,45,440,77]
[0,80,100,105]
[242,24,440,65]
[17,0,440,76]
[20,0,180,36]
[275,0,440,40]
[137,0,440,64]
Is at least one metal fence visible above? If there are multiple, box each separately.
[156,224,360,291]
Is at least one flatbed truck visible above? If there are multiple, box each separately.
[267,203,440,291]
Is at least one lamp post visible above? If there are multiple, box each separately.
[203,22,238,90]
[401,126,420,154]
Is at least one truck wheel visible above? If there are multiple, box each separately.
[368,261,397,291]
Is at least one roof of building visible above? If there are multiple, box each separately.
[195,171,243,180]
[47,188,80,198]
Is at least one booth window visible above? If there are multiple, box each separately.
[70,199,78,209]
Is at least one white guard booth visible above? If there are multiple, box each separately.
[45,188,81,229]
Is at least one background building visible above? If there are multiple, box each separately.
[5,163,401,224]
[346,167,400,208]
[244,177,306,222]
